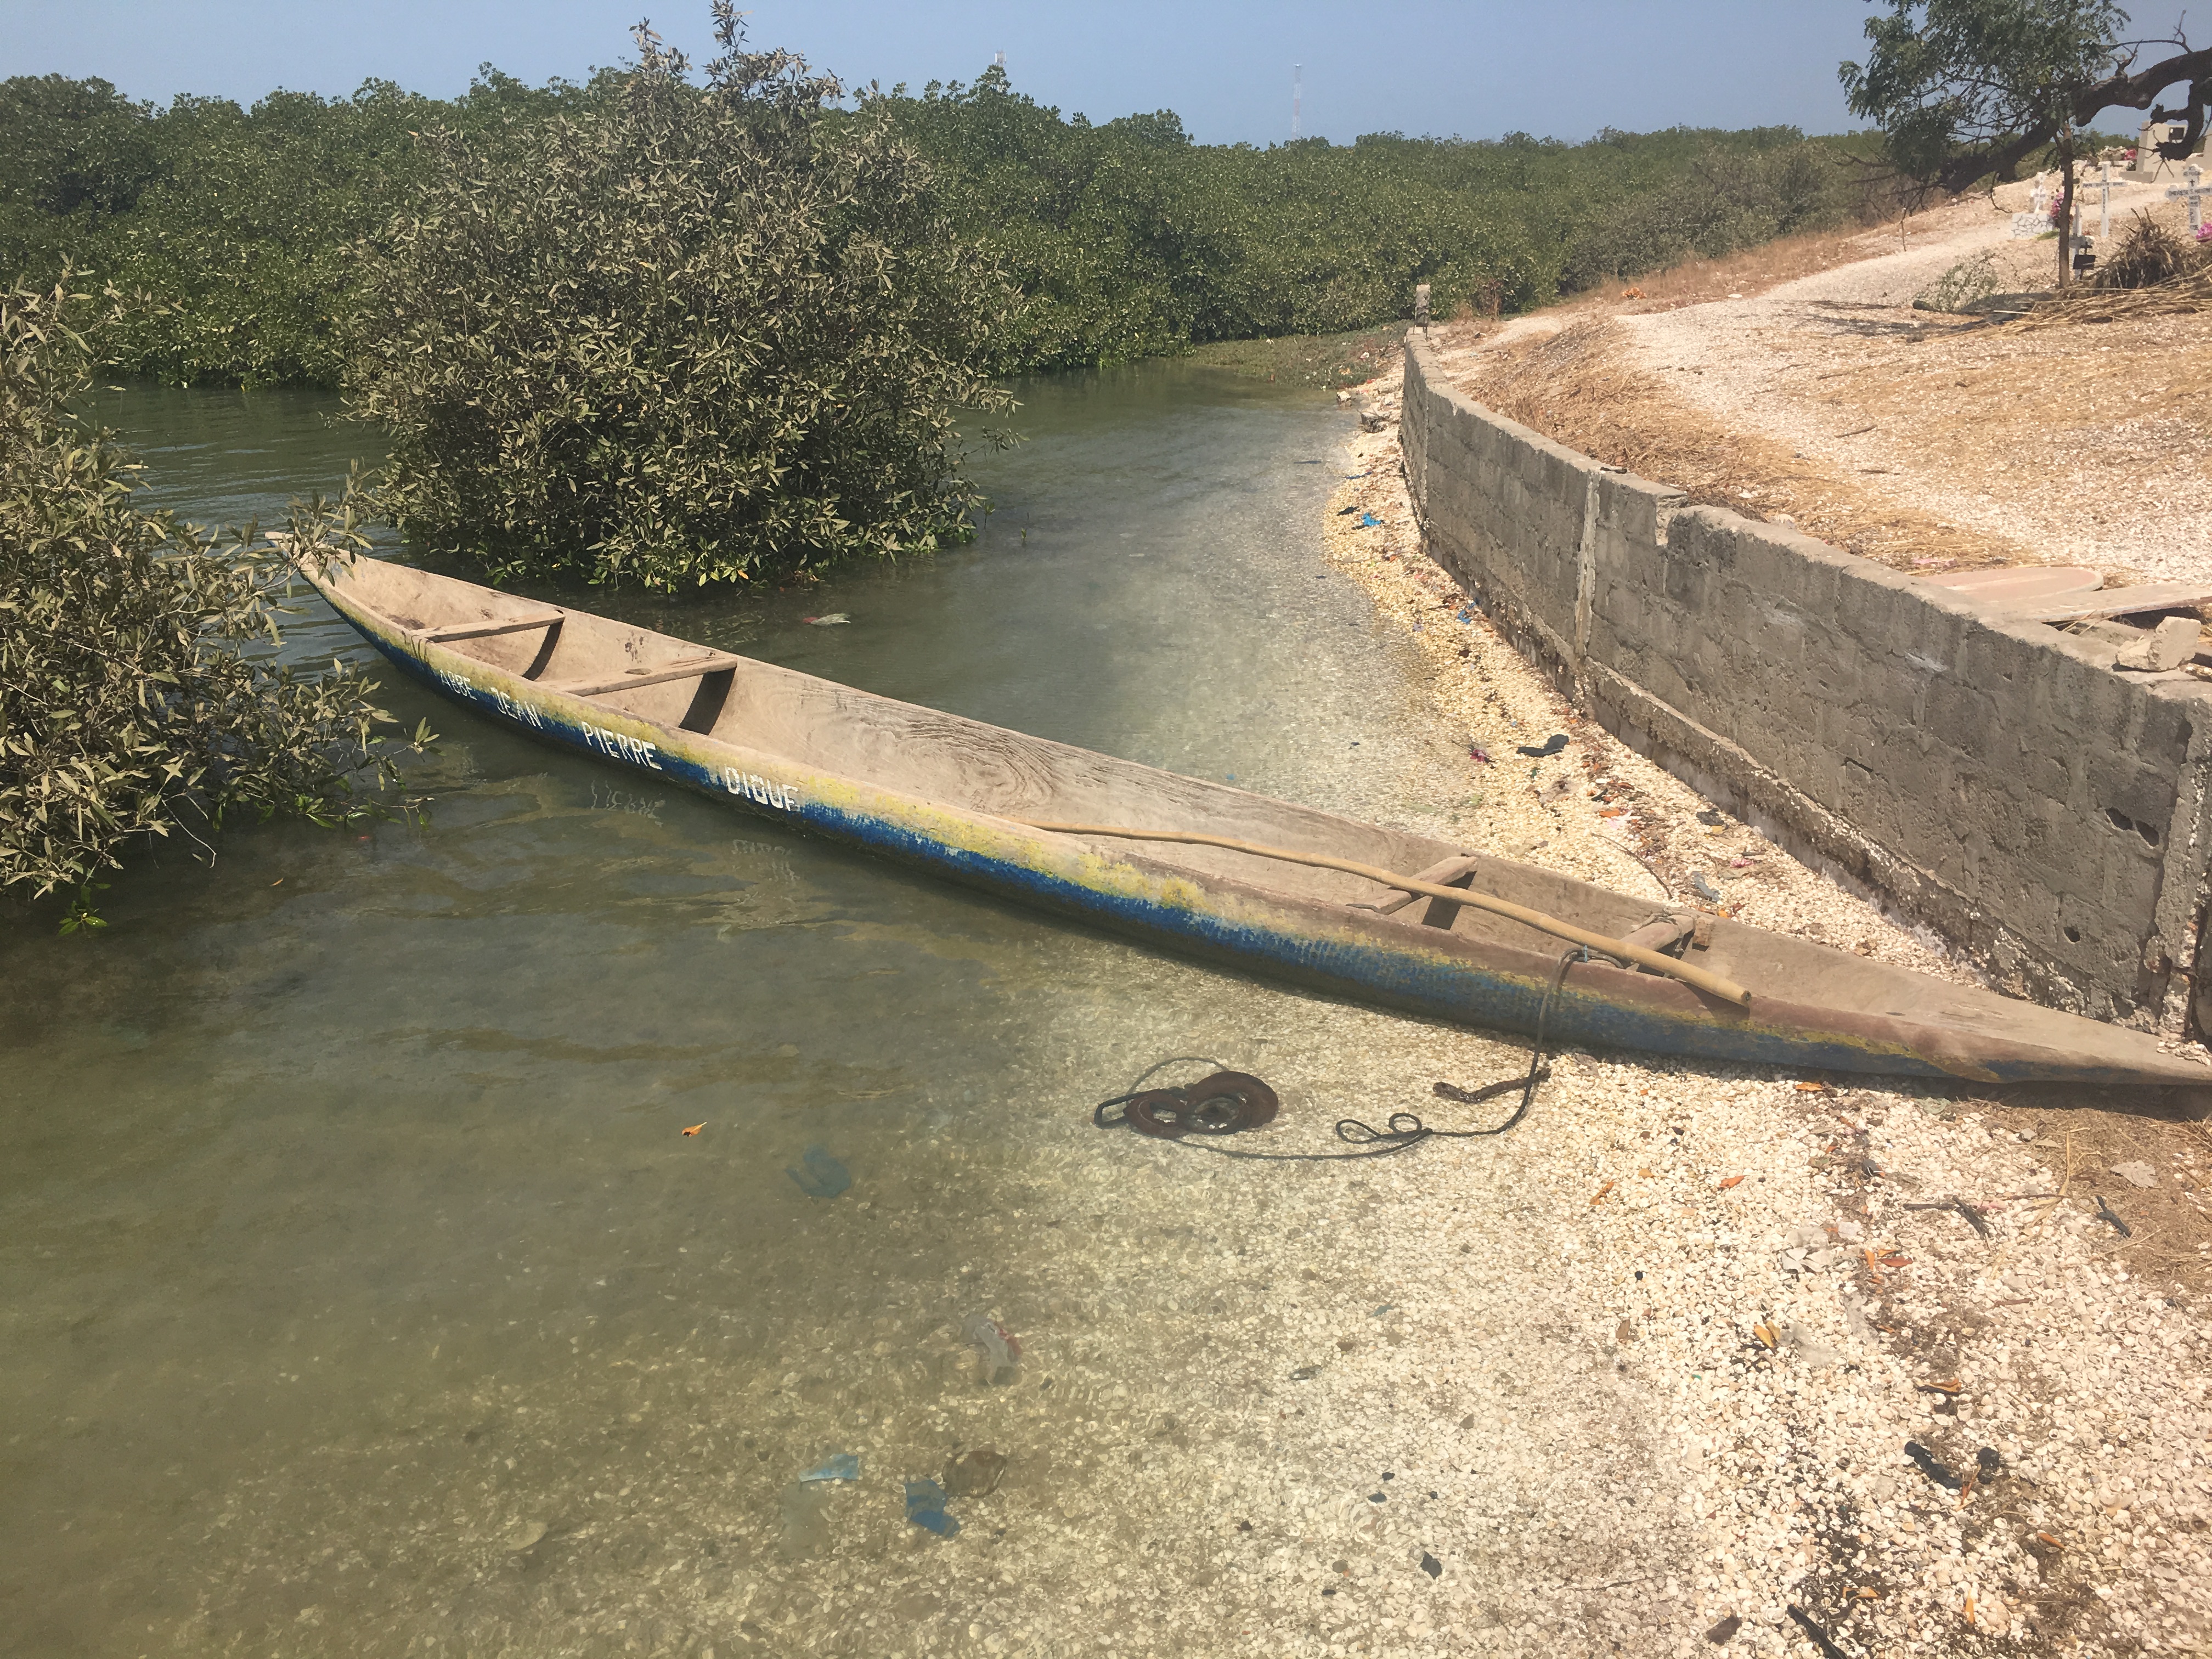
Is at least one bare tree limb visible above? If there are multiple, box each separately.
[1933,44,2212,193]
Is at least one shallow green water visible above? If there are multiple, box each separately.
[2,369,1461,1656]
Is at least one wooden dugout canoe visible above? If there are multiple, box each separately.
[301,551,2208,1088]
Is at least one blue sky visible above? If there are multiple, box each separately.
[1,1,1888,144]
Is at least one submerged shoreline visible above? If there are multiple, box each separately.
[4,368,2208,1658]
[1295,334,2212,1657]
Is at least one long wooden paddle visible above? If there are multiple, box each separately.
[1013,819,1753,1008]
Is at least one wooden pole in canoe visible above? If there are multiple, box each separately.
[1014,819,1753,1008]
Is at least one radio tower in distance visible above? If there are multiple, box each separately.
[1292,64,1302,140]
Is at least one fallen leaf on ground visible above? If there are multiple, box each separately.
[1719,1175,1746,1190]
[681,1124,704,1137]
[1794,1081,1836,1095]
[1589,1180,1616,1206]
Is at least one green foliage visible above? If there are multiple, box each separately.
[878,75,1870,368]
[3,43,1883,390]
[0,67,606,385]
[1841,0,2128,186]
[345,15,1017,592]
[0,276,430,911]
[0,75,161,219]
[1916,248,2002,310]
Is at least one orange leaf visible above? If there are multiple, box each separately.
[1638,1167,1654,1178]
[1719,1175,1745,1190]
[1855,1588,1880,1600]
[1589,1180,1616,1206]
[1794,1081,1836,1094]
[1878,1253,1912,1267]
[2036,1531,2066,1550]
[681,1124,704,1137]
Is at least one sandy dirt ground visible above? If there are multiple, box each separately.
[1284,217,2212,1654]
[1423,194,2212,588]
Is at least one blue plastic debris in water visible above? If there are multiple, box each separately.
[799,1453,860,1484]
[905,1479,960,1537]
[786,1145,851,1199]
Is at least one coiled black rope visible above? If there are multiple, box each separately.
[1092,946,1584,1161]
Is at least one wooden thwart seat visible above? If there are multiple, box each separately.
[1604,912,1703,965]
[547,653,749,699]
[417,611,567,644]
[1352,852,1483,917]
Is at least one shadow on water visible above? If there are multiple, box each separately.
[5,364,1453,1655]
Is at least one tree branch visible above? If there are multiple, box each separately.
[1933,44,2212,195]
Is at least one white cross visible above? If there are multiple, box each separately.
[2170,162,2208,235]
[2092,160,2114,238]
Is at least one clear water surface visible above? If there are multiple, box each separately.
[2,368,1484,1657]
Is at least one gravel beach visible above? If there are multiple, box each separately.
[256,317,2208,1659]
[614,399,2212,1659]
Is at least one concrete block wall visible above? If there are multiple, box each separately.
[1401,328,2212,1030]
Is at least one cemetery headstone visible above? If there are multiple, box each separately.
[2168,163,2208,235]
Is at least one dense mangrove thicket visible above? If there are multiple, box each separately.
[877,72,1878,367]
[348,18,1017,591]
[1,55,1887,387]
[0,280,427,912]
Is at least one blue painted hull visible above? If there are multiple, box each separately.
[315,562,2208,1088]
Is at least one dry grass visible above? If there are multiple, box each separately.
[1831,307,2212,570]
[1427,215,1962,349]
[1447,317,2035,572]
[1971,1086,2212,1295]
[2022,266,2212,329]
[1608,220,1934,312]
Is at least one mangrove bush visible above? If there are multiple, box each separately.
[0,277,426,915]
[2,48,1891,388]
[345,12,1017,591]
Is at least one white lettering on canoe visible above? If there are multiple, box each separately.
[491,687,545,730]
[435,668,473,697]
[581,721,662,771]
[723,767,797,810]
